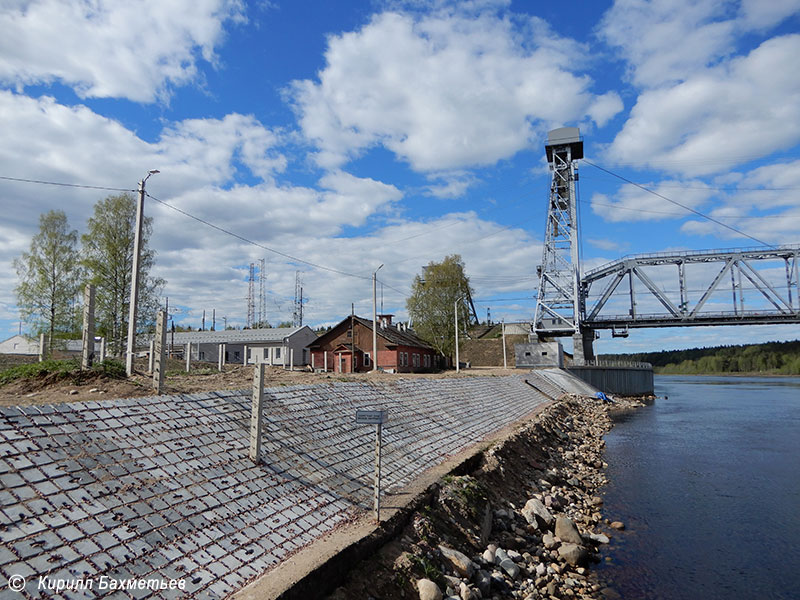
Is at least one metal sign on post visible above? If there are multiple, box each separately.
[355,409,388,425]
[355,409,388,522]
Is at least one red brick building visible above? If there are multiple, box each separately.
[308,314,439,373]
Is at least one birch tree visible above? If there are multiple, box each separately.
[81,193,165,356]
[14,210,82,353]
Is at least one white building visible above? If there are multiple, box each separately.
[167,327,318,366]
[0,335,39,355]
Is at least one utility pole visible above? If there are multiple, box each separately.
[350,303,355,373]
[126,169,159,376]
[372,264,383,372]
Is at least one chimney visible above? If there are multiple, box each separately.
[378,314,393,326]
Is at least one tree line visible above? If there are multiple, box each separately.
[14,194,164,357]
[601,340,800,375]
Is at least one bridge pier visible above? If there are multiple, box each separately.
[572,329,595,366]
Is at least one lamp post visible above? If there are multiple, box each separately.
[372,264,383,372]
[125,169,159,376]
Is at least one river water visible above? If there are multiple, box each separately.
[595,375,800,600]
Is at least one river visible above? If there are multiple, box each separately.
[595,375,800,600]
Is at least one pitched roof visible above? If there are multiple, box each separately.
[309,316,434,350]
[160,326,309,345]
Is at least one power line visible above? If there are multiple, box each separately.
[145,192,371,282]
[0,174,134,193]
[585,198,794,219]
[583,161,774,248]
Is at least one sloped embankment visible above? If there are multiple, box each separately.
[324,394,647,600]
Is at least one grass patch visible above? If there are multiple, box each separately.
[0,357,126,386]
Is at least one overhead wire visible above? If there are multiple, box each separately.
[582,160,775,247]
[144,192,371,282]
[0,174,134,193]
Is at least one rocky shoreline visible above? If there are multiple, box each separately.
[326,393,649,600]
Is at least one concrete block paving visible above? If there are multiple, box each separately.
[0,370,584,598]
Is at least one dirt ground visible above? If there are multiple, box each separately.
[0,358,520,407]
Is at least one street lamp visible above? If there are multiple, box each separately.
[372,264,384,372]
[125,169,159,376]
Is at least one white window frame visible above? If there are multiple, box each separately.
[364,352,371,367]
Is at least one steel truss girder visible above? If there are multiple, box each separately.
[581,246,800,329]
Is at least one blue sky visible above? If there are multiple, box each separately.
[1,0,799,354]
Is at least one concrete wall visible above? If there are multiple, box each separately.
[567,365,654,396]
[514,341,564,368]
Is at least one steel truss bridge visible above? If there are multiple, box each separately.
[582,245,800,330]
[532,127,800,362]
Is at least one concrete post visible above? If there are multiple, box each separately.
[39,333,47,362]
[311,353,315,370]
[222,343,227,367]
[243,345,248,365]
[81,284,96,370]
[374,423,383,521]
[218,343,224,371]
[99,337,106,362]
[283,345,288,370]
[153,310,167,394]
[249,363,265,463]
[185,342,191,372]
[502,320,508,369]
[148,340,155,374]
[290,348,294,371]
[324,351,328,372]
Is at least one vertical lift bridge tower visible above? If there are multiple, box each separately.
[533,127,595,364]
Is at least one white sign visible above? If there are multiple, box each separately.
[355,409,388,425]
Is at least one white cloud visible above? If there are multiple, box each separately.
[289,9,621,172]
[0,0,245,102]
[598,0,739,88]
[605,34,800,177]
[424,172,478,199]
[587,237,630,253]
[0,91,410,335]
[739,0,800,30]
[590,180,716,222]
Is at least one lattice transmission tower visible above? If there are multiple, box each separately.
[258,258,266,327]
[533,127,584,338]
[292,271,304,327]
[246,263,256,328]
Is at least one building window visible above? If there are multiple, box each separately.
[234,351,241,361]
[364,352,371,367]
[275,347,281,358]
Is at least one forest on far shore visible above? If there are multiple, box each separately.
[600,340,800,375]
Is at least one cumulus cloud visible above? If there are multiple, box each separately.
[677,159,800,244]
[289,9,622,172]
[0,0,245,102]
[590,180,716,222]
[605,34,800,177]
